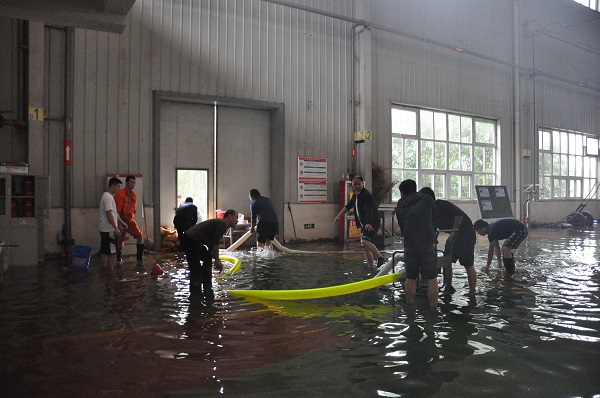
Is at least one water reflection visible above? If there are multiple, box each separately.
[0,227,599,396]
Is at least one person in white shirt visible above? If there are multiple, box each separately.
[98,177,128,270]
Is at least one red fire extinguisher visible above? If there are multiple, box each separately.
[23,199,34,217]
[11,199,20,217]
[22,176,34,196]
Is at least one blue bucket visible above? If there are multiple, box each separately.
[72,245,93,270]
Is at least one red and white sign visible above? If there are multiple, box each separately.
[64,140,72,165]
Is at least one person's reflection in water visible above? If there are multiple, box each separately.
[399,302,474,395]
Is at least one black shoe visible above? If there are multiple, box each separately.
[376,257,385,268]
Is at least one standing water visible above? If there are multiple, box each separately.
[0,226,599,397]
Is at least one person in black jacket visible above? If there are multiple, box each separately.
[396,179,439,308]
[334,175,385,269]
[173,197,199,238]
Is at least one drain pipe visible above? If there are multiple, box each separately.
[61,27,75,259]
[512,0,522,221]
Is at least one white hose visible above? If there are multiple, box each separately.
[271,238,320,254]
[225,230,252,252]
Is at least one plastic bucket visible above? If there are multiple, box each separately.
[72,245,93,270]
[216,210,225,219]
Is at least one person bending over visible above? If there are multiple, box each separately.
[249,189,279,249]
[419,187,477,294]
[180,209,239,301]
[474,218,528,275]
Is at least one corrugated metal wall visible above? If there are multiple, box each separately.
[0,17,25,162]
[68,0,354,208]
[370,0,515,191]
[40,0,598,242]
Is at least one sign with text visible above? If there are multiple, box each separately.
[298,157,327,179]
[298,179,327,203]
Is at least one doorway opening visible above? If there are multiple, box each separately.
[176,169,208,222]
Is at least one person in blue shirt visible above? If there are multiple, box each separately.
[249,189,279,249]
[474,218,528,275]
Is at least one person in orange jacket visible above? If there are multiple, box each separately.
[114,175,144,261]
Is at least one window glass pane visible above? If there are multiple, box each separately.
[485,147,494,173]
[421,140,434,169]
[392,170,402,201]
[392,108,417,135]
[434,112,447,140]
[561,154,568,175]
[540,177,552,199]
[461,116,472,143]
[420,110,433,139]
[422,174,434,188]
[575,135,582,156]
[461,175,471,198]
[542,153,552,175]
[541,130,551,150]
[405,139,418,169]
[591,158,597,178]
[568,133,575,155]
[392,136,403,168]
[552,131,560,153]
[583,157,590,177]
[474,146,484,172]
[552,154,560,176]
[450,175,459,197]
[434,142,447,169]
[434,175,445,198]
[587,137,599,155]
[475,121,494,144]
[575,156,582,176]
[561,132,568,154]
[486,174,495,185]
[475,174,485,187]
[449,143,460,170]
[461,145,472,171]
[569,155,576,176]
[448,115,460,142]
[404,170,417,182]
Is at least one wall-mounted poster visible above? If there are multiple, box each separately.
[298,179,327,203]
[298,157,327,179]
[475,185,513,219]
[298,157,327,203]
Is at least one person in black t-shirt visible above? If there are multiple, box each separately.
[420,187,477,294]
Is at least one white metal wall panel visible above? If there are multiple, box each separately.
[71,0,354,207]
[216,106,271,216]
[159,101,214,226]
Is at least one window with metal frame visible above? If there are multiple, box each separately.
[391,105,497,202]
[538,128,599,200]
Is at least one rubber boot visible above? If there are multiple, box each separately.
[503,257,515,275]
[136,243,144,260]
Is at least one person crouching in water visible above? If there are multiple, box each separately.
[474,218,528,276]
[334,175,385,270]
[180,209,238,301]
